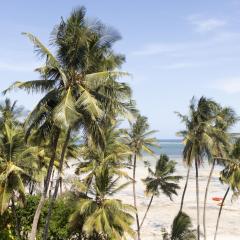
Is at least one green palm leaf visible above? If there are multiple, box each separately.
[3,80,56,95]
[53,88,81,127]
[22,32,68,86]
[77,86,103,119]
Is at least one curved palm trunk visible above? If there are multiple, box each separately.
[132,153,141,240]
[29,128,60,240]
[195,159,200,240]
[214,187,230,240]
[43,128,71,240]
[179,167,190,213]
[203,159,216,240]
[140,194,154,229]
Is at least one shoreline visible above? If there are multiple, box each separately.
[65,155,240,239]
[116,156,240,240]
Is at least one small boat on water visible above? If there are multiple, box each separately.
[212,197,223,201]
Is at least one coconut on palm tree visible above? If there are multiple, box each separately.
[140,154,181,229]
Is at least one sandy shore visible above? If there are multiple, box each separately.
[115,156,240,240]
[65,156,240,239]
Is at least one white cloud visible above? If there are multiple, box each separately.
[214,78,240,93]
[188,15,226,33]
[131,32,240,57]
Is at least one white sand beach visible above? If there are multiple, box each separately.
[115,157,240,240]
[64,155,240,240]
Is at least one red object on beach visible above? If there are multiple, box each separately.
[212,197,223,201]
[217,202,224,206]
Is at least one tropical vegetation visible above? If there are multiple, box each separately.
[0,5,240,240]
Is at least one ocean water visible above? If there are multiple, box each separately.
[153,139,183,158]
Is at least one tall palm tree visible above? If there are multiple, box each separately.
[69,165,135,240]
[41,9,134,239]
[202,107,236,240]
[4,7,134,240]
[214,139,240,240]
[140,154,181,229]
[177,97,221,240]
[123,115,159,240]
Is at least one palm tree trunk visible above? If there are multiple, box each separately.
[214,187,230,240]
[195,159,200,240]
[29,127,60,240]
[29,181,35,195]
[11,197,21,239]
[43,128,71,240]
[49,169,55,198]
[60,178,63,195]
[133,153,141,240]
[179,167,190,213]
[203,159,216,240]
[140,194,154,229]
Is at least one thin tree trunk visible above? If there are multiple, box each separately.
[214,187,230,240]
[203,159,216,240]
[179,167,190,213]
[195,159,200,240]
[11,197,21,239]
[29,127,60,240]
[133,153,141,240]
[140,194,154,229]
[30,182,35,195]
[43,128,71,240]
[60,178,63,195]
[49,169,55,198]
[29,181,34,195]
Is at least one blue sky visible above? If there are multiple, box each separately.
[1,0,240,138]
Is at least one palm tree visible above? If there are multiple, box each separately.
[123,115,159,239]
[69,165,135,240]
[0,124,26,237]
[177,97,221,240]
[0,98,24,128]
[163,212,196,240]
[140,154,181,229]
[41,9,134,239]
[4,7,134,239]
[0,115,41,238]
[202,107,236,240]
[214,139,240,240]
[75,124,132,192]
[28,126,61,240]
